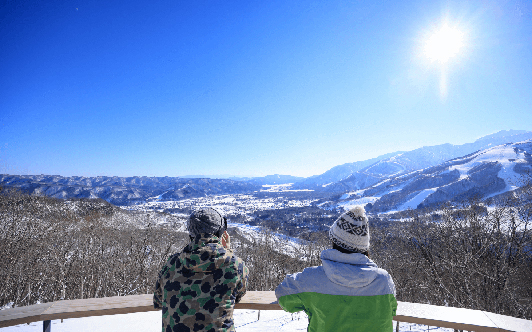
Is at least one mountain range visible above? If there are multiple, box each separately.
[1,130,532,211]
[0,175,260,206]
[335,139,532,213]
[296,129,532,190]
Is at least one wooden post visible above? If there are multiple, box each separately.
[395,321,399,332]
[43,320,51,332]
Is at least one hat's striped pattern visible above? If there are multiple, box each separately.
[329,205,370,253]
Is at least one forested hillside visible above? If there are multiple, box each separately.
[1,185,531,319]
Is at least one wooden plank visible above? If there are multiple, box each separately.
[38,291,279,320]
[2,292,531,332]
[395,301,501,332]
[40,295,158,320]
[0,302,54,328]
[235,291,279,310]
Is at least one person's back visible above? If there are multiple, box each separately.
[154,208,248,332]
[275,206,397,332]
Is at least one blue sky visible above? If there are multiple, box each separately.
[1,0,531,178]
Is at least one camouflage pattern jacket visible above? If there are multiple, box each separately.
[154,234,249,332]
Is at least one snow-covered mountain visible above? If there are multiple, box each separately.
[295,152,401,189]
[337,140,532,213]
[0,175,260,205]
[296,130,532,190]
[2,130,532,210]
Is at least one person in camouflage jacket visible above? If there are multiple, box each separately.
[154,208,249,332]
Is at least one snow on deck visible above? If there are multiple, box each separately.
[0,310,453,332]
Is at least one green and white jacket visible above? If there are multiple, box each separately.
[275,249,397,332]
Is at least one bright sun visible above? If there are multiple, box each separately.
[424,24,465,63]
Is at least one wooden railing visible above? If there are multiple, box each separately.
[1,291,531,332]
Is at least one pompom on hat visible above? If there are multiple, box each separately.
[329,205,370,253]
[187,207,227,238]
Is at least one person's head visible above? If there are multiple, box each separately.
[329,205,370,256]
[187,207,227,239]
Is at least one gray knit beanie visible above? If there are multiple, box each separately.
[187,208,226,238]
[329,205,370,253]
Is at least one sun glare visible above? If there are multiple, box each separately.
[420,21,468,99]
[424,24,465,63]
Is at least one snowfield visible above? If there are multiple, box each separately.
[398,188,438,211]
[260,184,313,192]
[448,143,527,187]
[127,194,320,217]
[337,196,379,210]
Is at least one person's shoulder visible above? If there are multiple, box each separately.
[286,265,324,282]
[163,251,184,268]
[232,254,246,266]
[158,251,184,278]
[374,266,393,280]
[369,266,396,294]
[275,265,326,298]
[302,265,323,274]
[220,246,243,262]
[224,251,248,273]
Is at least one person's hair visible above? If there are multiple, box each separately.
[332,243,370,258]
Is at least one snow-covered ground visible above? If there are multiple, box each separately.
[448,144,529,196]
[0,309,453,332]
[398,188,437,211]
[126,194,319,217]
[337,196,379,210]
[260,184,313,193]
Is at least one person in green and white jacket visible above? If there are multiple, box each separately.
[275,205,397,332]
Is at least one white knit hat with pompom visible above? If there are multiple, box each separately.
[329,205,370,253]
